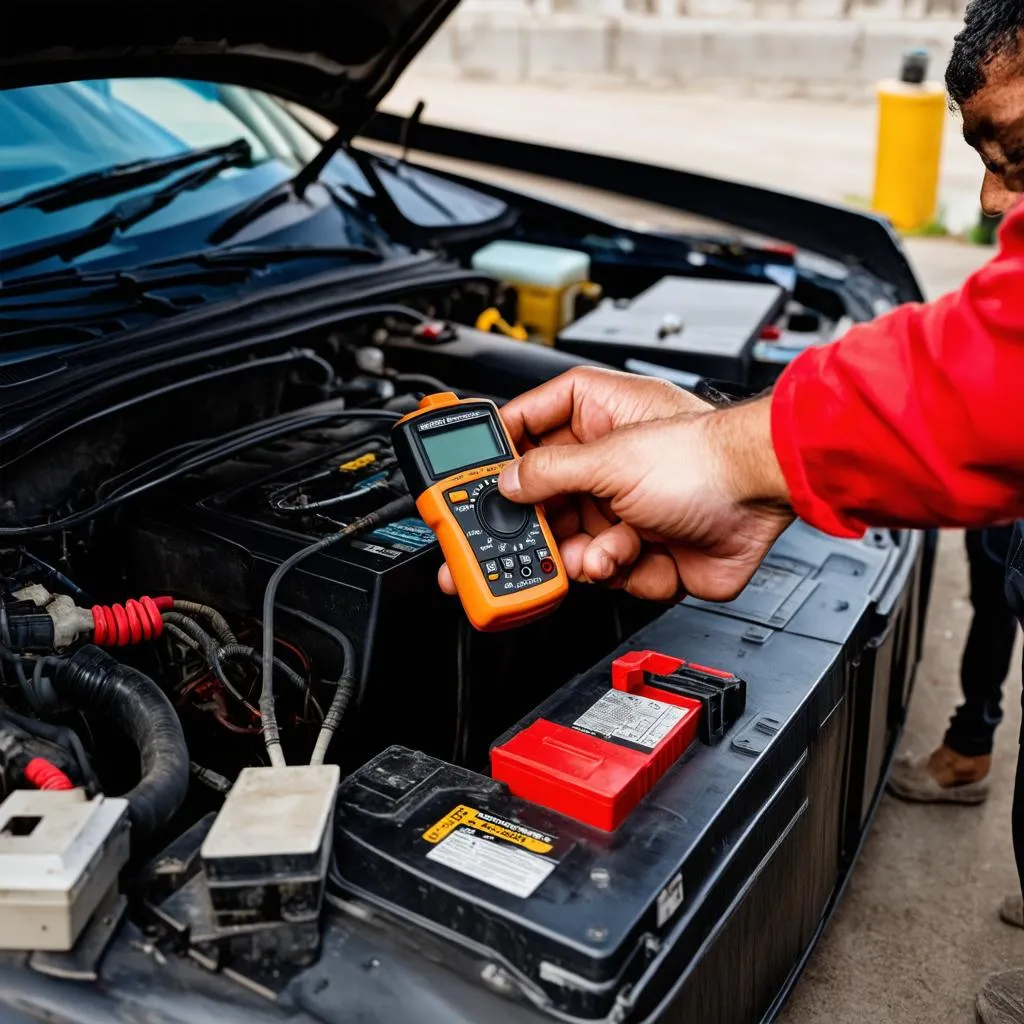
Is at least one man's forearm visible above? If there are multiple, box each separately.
[710,397,792,511]
[759,201,1024,537]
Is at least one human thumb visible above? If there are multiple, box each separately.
[499,440,610,505]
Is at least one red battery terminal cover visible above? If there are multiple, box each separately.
[491,650,708,832]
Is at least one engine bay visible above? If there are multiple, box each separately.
[0,222,923,1022]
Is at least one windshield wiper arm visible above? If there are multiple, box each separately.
[208,114,359,247]
[0,148,254,275]
[0,138,252,215]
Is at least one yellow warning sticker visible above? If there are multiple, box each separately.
[338,453,377,472]
[422,804,554,855]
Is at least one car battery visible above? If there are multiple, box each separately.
[491,650,745,830]
[332,651,748,1019]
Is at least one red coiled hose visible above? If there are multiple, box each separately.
[24,757,74,791]
[91,595,173,646]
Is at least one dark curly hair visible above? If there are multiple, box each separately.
[946,0,1024,106]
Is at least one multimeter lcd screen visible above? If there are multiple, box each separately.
[421,421,503,476]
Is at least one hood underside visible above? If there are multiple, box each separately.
[0,0,458,136]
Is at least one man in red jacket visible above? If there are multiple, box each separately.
[436,3,1024,1018]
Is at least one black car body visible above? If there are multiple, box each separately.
[0,4,929,1023]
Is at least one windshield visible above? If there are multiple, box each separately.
[0,78,390,279]
[0,77,506,360]
[0,79,284,200]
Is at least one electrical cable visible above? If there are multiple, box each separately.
[190,761,232,794]
[453,619,472,764]
[259,493,414,767]
[0,408,403,538]
[269,475,399,514]
[277,606,359,766]
[0,705,98,792]
[169,600,237,645]
[392,372,450,395]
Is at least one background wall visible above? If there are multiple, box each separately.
[411,0,970,99]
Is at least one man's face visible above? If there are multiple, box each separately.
[960,50,1024,217]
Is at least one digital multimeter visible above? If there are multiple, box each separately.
[392,392,568,632]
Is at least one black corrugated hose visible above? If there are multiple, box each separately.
[53,645,189,841]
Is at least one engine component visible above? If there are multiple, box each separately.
[23,757,74,791]
[556,276,788,379]
[91,595,170,646]
[1,584,92,651]
[199,765,339,963]
[391,392,567,632]
[0,789,129,951]
[0,708,94,794]
[53,646,189,840]
[1,584,173,651]
[471,240,591,344]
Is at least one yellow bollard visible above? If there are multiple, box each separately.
[871,52,947,233]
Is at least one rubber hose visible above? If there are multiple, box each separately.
[53,645,189,840]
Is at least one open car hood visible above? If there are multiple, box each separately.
[0,0,458,136]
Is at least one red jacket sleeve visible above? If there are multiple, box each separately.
[771,199,1024,537]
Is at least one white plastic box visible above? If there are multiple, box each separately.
[0,790,129,950]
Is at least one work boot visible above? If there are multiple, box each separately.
[886,745,991,804]
[1001,896,1024,929]
[977,969,1024,1024]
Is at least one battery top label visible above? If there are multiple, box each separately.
[423,804,555,854]
[573,690,688,751]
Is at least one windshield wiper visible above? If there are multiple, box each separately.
[208,113,361,247]
[0,245,384,300]
[0,138,252,215]
[0,147,254,275]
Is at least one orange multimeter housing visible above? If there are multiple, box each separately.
[392,392,567,632]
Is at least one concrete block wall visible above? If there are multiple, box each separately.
[410,0,968,99]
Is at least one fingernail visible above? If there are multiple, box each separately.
[499,461,521,496]
[598,552,615,578]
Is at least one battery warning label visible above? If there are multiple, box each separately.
[573,689,689,751]
[422,804,559,898]
[423,804,554,853]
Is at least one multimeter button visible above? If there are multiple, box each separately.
[500,557,516,571]
[536,548,551,560]
[488,573,501,582]
[477,487,530,537]
[540,559,555,574]
[517,553,532,566]
[418,392,459,410]
[520,565,533,578]
[448,489,469,504]
[483,561,498,574]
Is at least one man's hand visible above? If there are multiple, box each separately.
[437,367,793,602]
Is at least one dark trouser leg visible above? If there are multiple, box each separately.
[945,529,1019,757]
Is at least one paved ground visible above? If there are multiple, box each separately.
[384,73,987,234]
[376,75,1013,1023]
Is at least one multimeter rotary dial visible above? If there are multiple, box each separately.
[475,483,530,537]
